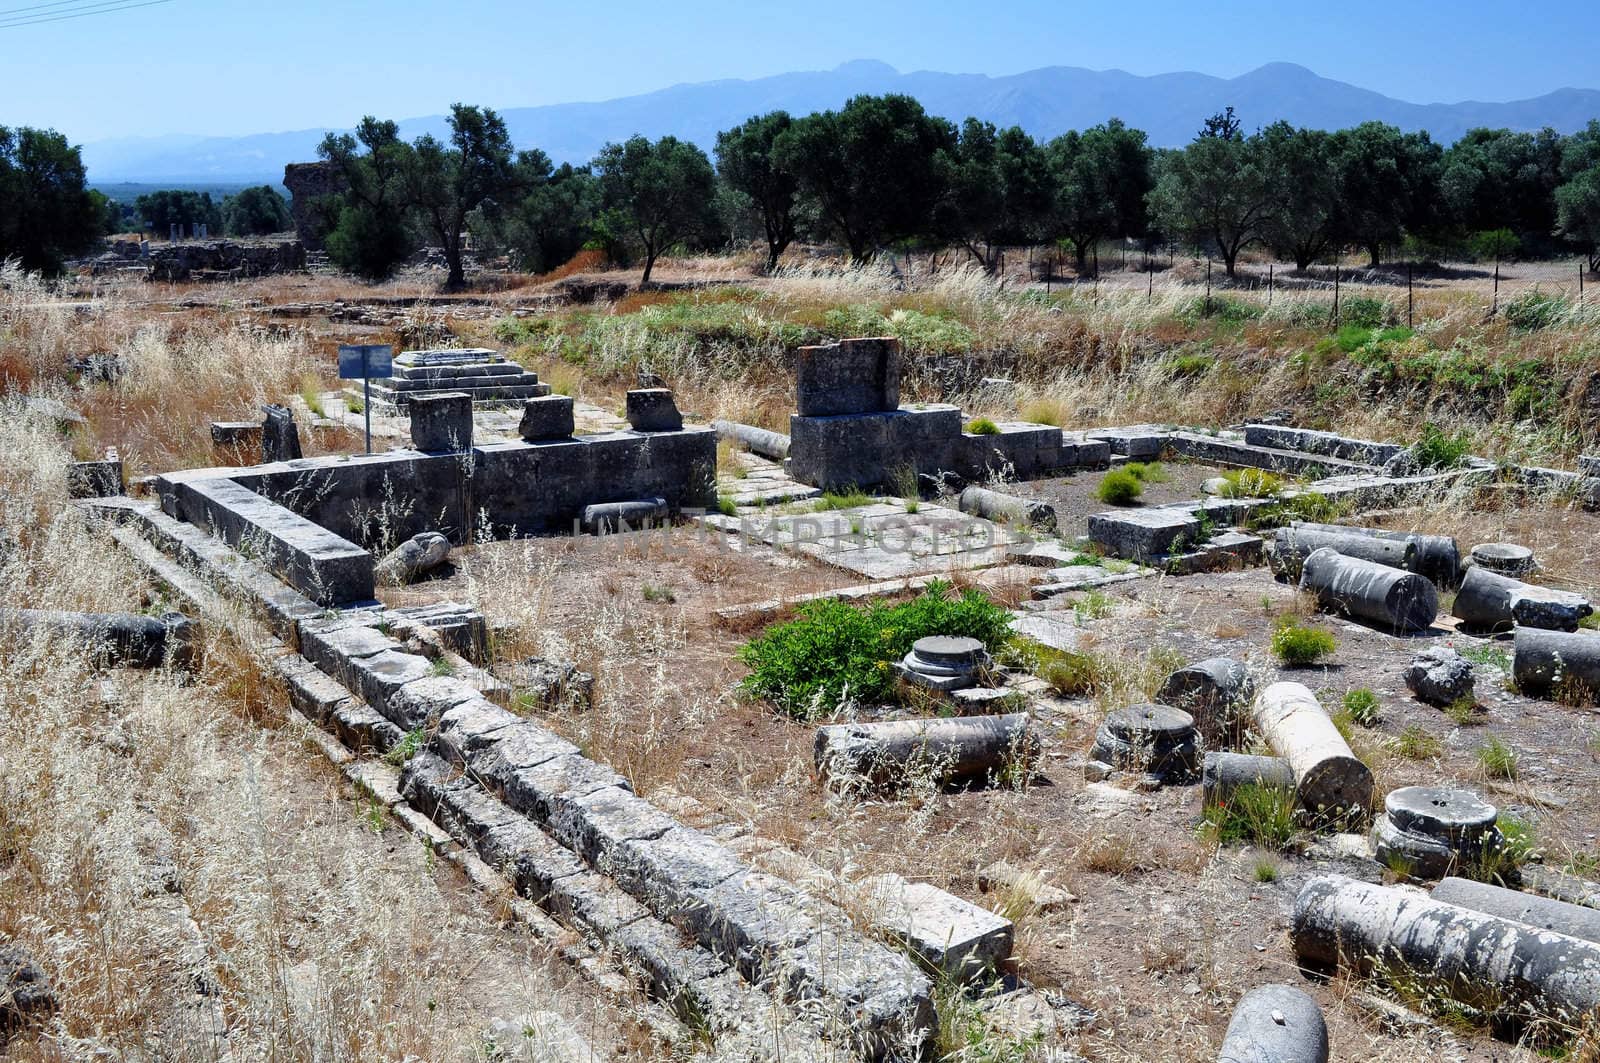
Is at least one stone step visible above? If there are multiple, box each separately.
[390,372,542,392]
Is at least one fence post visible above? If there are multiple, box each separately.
[1493,257,1500,316]
[1148,260,1154,301]
[1205,258,1212,315]
[1581,261,1585,307]
[1407,263,1414,328]
[1268,263,1274,306]
[1332,263,1340,324]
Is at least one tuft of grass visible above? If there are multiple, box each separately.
[966,417,1001,435]
[1392,725,1442,759]
[1444,695,1484,725]
[1072,589,1115,624]
[1020,400,1061,426]
[642,583,677,604]
[1202,783,1298,850]
[1342,688,1381,726]
[1217,468,1284,499]
[1476,736,1518,780]
[427,656,456,678]
[1412,422,1473,470]
[1468,814,1539,885]
[300,373,326,417]
[813,489,874,511]
[716,495,738,517]
[345,394,364,414]
[1270,622,1337,667]
[1253,855,1281,883]
[1096,468,1143,505]
[1122,461,1170,484]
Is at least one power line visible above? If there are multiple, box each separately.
[0,0,112,18]
[0,0,174,27]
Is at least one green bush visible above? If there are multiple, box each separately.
[1334,324,1375,353]
[1412,422,1473,470]
[738,581,1013,717]
[1167,352,1214,377]
[1502,290,1568,331]
[1187,295,1262,323]
[1096,469,1144,505]
[966,417,1001,435]
[1122,461,1170,484]
[1339,296,1389,329]
[1270,623,1336,666]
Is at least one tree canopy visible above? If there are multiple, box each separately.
[0,126,103,273]
[594,134,717,284]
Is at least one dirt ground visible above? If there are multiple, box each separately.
[393,485,1600,1062]
[1005,463,1229,541]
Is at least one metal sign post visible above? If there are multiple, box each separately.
[337,344,393,454]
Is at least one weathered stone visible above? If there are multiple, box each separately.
[1089,704,1200,783]
[710,419,790,461]
[210,420,263,464]
[787,404,961,492]
[3,607,190,669]
[1290,520,1461,588]
[1299,547,1438,633]
[1085,426,1169,458]
[795,337,900,417]
[1243,423,1403,466]
[1217,983,1329,1063]
[1201,752,1296,807]
[374,531,451,585]
[958,485,1056,531]
[582,497,668,533]
[387,675,479,731]
[1251,682,1373,817]
[67,458,123,498]
[261,403,302,461]
[1293,874,1600,1022]
[1453,565,1592,632]
[625,389,683,432]
[282,161,346,250]
[0,942,57,1030]
[1433,878,1600,946]
[409,391,474,452]
[499,657,595,713]
[851,873,1013,978]
[1513,627,1600,695]
[1156,657,1254,743]
[517,395,575,441]
[895,635,990,692]
[815,713,1038,787]
[1403,647,1475,707]
[1371,787,1498,880]
[1087,507,1199,562]
[1470,542,1537,577]
[1271,526,1417,578]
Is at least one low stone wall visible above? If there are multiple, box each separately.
[145,238,306,282]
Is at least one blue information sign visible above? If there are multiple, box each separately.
[338,344,393,380]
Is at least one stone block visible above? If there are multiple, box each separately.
[851,873,1013,978]
[1087,508,1200,561]
[409,392,474,452]
[795,336,901,417]
[582,497,669,532]
[1086,426,1169,458]
[517,396,575,441]
[261,403,302,462]
[67,459,123,498]
[625,389,683,432]
[1243,424,1402,465]
[387,674,479,730]
[210,421,263,463]
[788,405,962,491]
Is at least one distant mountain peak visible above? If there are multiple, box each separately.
[81,61,1600,186]
[832,59,899,77]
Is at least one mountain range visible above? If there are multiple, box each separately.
[80,59,1600,187]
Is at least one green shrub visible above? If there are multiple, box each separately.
[716,496,738,517]
[1243,490,1340,531]
[1392,725,1442,759]
[1187,295,1262,323]
[1122,461,1170,484]
[1413,422,1473,470]
[1040,651,1104,697]
[966,417,1001,435]
[1476,736,1518,780]
[1502,290,1568,331]
[1334,324,1375,353]
[1342,688,1381,726]
[1270,623,1336,667]
[1202,783,1297,849]
[1339,296,1389,329]
[1096,469,1143,505]
[738,581,1013,717]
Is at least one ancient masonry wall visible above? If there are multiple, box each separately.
[154,428,717,605]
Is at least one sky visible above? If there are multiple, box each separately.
[3,0,1598,143]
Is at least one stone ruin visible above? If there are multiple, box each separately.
[145,237,306,283]
[282,160,347,252]
[352,348,551,414]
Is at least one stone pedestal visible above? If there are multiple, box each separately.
[1470,542,1536,577]
[67,459,123,498]
[518,396,575,441]
[1089,703,1200,783]
[262,404,302,462]
[795,337,900,416]
[626,389,683,432]
[895,635,990,692]
[409,392,474,453]
[1371,786,1498,879]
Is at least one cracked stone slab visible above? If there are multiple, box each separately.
[850,873,1014,978]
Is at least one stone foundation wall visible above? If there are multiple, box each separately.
[146,238,306,282]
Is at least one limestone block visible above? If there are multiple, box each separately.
[261,403,302,462]
[626,388,683,431]
[1087,507,1199,561]
[851,872,1014,977]
[517,395,575,441]
[67,459,123,498]
[409,391,474,452]
[374,531,451,585]
[1201,752,1295,807]
[795,337,901,416]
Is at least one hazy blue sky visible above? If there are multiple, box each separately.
[4,0,1597,141]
